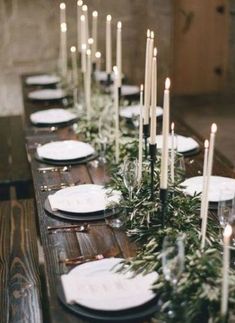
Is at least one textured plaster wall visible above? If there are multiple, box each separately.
[0,0,172,116]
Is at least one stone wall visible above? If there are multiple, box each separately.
[0,0,172,116]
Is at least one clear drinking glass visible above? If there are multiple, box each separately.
[104,206,125,229]
[162,235,185,318]
[218,187,235,229]
[123,158,138,199]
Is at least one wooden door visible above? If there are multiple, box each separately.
[172,0,229,95]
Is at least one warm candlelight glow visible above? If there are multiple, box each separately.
[77,0,83,6]
[60,3,66,10]
[165,77,171,90]
[113,65,118,74]
[70,46,76,53]
[107,14,112,22]
[117,21,122,29]
[153,47,157,57]
[211,123,217,133]
[147,29,150,38]
[171,122,175,131]
[204,139,209,148]
[224,224,232,238]
[61,22,67,32]
[140,84,144,92]
[95,51,101,58]
[82,4,87,12]
[88,38,94,45]
[87,49,91,55]
[80,15,85,22]
[150,31,154,39]
[92,10,98,17]
[81,43,86,50]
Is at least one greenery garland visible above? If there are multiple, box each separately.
[75,88,235,322]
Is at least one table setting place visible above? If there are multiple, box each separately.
[22,2,235,322]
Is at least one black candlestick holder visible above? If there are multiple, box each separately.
[143,124,149,159]
[106,73,112,86]
[118,87,121,100]
[149,143,157,200]
[160,188,168,228]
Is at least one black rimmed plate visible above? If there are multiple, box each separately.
[35,152,98,166]
[44,198,114,221]
[31,117,78,129]
[57,282,159,322]
[182,147,200,157]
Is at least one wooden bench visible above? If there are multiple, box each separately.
[0,116,32,200]
[0,199,43,322]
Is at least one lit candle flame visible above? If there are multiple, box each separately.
[147,29,150,38]
[70,46,76,53]
[88,38,94,45]
[77,0,83,6]
[223,224,232,238]
[80,15,85,22]
[150,31,154,39]
[204,139,209,148]
[60,3,66,10]
[165,77,171,90]
[87,49,91,55]
[113,65,118,75]
[81,43,87,51]
[61,22,67,32]
[171,122,175,131]
[211,123,217,133]
[140,84,144,92]
[107,14,112,22]
[92,11,98,17]
[117,21,122,29]
[95,51,101,59]
[82,4,87,12]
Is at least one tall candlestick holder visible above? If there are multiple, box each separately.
[118,87,121,99]
[106,73,112,86]
[160,188,168,228]
[149,143,157,200]
[143,124,149,158]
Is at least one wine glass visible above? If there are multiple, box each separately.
[218,187,235,229]
[104,206,125,229]
[123,158,138,199]
[162,235,185,318]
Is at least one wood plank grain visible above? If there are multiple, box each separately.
[8,199,43,323]
[0,202,11,323]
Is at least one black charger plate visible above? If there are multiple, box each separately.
[31,117,78,129]
[35,152,98,166]
[57,282,159,322]
[44,198,113,221]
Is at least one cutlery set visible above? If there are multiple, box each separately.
[47,223,89,233]
[38,165,71,173]
[40,182,75,192]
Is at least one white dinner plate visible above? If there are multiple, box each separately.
[26,74,60,85]
[110,85,139,96]
[155,134,199,153]
[30,109,77,125]
[28,89,66,100]
[37,140,95,161]
[181,176,235,202]
[48,184,121,213]
[120,105,163,119]
[94,70,115,82]
[61,258,158,311]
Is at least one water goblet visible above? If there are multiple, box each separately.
[123,158,138,199]
[162,235,185,318]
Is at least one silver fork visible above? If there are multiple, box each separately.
[40,182,75,192]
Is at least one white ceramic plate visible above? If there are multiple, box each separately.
[155,134,199,153]
[28,89,66,100]
[181,176,235,202]
[37,140,95,161]
[26,74,60,85]
[120,105,163,119]
[48,184,121,213]
[94,71,115,82]
[110,85,139,96]
[61,258,158,311]
[30,109,77,125]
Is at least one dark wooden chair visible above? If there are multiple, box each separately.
[0,199,43,322]
[0,116,32,200]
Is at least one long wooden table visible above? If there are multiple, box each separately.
[22,75,235,322]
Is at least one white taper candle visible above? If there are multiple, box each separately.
[106,15,112,75]
[138,84,144,184]
[92,11,98,62]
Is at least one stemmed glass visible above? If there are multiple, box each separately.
[123,158,138,199]
[218,187,235,229]
[162,235,185,318]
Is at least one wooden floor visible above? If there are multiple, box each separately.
[172,93,235,172]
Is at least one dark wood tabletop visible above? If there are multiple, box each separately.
[21,74,235,323]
